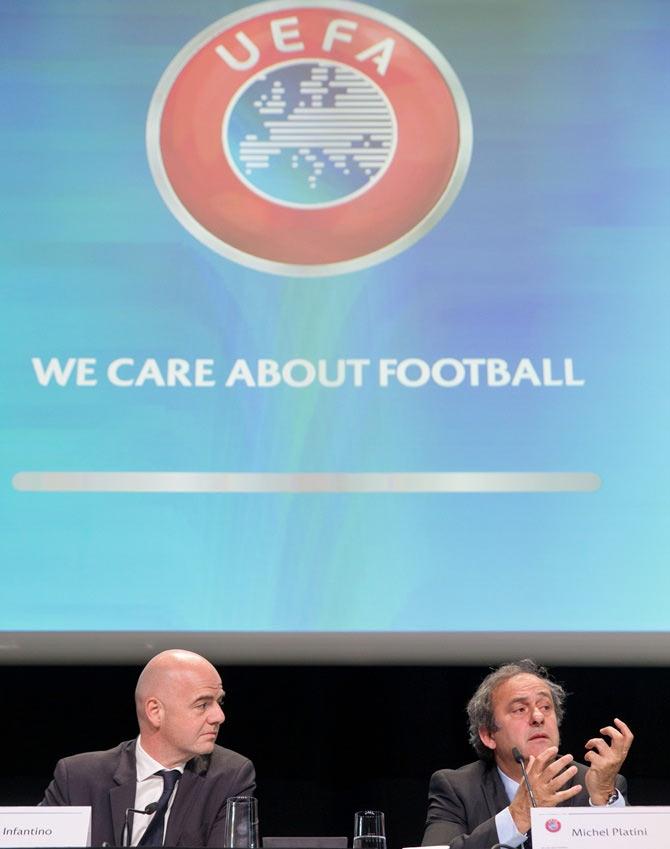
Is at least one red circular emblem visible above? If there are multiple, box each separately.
[545,818,562,833]
[147,0,472,276]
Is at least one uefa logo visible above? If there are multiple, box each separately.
[147,0,472,277]
[545,818,562,833]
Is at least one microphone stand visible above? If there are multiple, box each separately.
[512,746,537,808]
[121,802,159,847]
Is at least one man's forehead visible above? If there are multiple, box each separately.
[494,673,552,704]
[189,672,223,690]
[175,664,223,692]
[191,684,225,700]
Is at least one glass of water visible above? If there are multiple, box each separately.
[223,796,260,848]
[353,810,386,849]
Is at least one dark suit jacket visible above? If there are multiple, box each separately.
[41,739,256,847]
[422,759,627,849]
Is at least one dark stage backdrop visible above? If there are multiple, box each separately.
[3,664,669,849]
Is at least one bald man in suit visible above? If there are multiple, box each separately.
[41,649,255,847]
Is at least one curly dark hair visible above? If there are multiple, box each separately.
[466,659,567,761]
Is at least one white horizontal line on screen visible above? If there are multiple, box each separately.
[12,471,601,493]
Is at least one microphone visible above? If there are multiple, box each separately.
[512,746,537,808]
[121,802,159,847]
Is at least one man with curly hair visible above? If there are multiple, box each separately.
[423,659,633,849]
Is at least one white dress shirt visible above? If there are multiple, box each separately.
[130,737,186,846]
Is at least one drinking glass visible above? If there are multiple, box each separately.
[223,796,260,848]
[353,810,386,849]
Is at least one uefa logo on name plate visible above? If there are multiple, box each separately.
[545,818,562,833]
[147,0,472,277]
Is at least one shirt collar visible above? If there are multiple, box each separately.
[136,736,187,781]
[497,764,520,803]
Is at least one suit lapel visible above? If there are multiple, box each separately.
[483,764,533,848]
[109,741,137,847]
[165,757,208,846]
[481,763,510,818]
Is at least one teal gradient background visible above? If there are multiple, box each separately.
[1,1,669,634]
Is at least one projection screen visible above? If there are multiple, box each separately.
[2,0,669,662]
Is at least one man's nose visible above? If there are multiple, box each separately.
[211,703,225,724]
[530,707,544,724]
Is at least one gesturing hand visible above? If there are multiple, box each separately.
[509,746,581,834]
[584,717,633,805]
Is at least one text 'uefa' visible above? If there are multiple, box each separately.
[215,16,395,76]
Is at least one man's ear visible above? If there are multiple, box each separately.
[144,696,163,729]
[478,726,496,751]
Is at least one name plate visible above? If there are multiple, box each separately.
[0,807,91,847]
[532,806,670,849]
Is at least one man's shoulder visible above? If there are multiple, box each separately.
[211,746,249,767]
[56,740,133,768]
[190,744,253,776]
[209,744,252,766]
[49,740,135,791]
[430,759,492,788]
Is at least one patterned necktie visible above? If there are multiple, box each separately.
[138,769,181,846]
